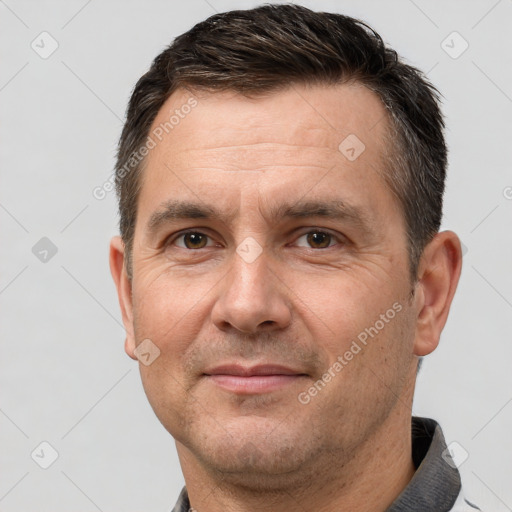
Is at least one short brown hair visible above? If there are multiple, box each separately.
[115,3,447,280]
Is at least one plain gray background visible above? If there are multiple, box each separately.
[1,0,511,510]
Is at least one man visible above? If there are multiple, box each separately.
[109,4,480,511]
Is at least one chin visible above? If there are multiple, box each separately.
[201,444,313,492]
[184,418,317,486]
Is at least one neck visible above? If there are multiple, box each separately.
[177,403,416,512]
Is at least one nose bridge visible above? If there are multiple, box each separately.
[230,245,269,298]
[212,242,291,334]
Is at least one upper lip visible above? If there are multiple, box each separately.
[204,364,306,377]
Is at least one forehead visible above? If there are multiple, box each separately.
[147,83,389,171]
[136,83,400,235]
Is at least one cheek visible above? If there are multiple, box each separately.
[309,287,415,418]
[131,271,213,358]
[291,269,405,355]
[131,273,211,430]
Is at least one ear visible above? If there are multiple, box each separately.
[412,231,463,357]
[109,236,137,360]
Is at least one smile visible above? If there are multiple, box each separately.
[204,364,308,394]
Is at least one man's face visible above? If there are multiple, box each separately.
[121,84,419,484]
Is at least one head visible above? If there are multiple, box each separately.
[116,4,447,283]
[110,3,461,492]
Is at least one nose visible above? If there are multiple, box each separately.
[211,246,292,335]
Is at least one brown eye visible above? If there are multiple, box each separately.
[180,232,209,249]
[305,231,332,249]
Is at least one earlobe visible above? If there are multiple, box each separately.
[413,231,463,357]
[109,236,138,361]
[124,337,136,360]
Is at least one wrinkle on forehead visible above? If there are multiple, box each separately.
[148,82,388,154]
[141,84,391,208]
[166,143,341,174]
[138,83,397,241]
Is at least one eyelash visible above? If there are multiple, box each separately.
[166,228,345,250]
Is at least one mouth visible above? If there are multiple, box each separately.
[203,364,308,394]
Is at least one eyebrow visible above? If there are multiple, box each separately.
[146,198,373,236]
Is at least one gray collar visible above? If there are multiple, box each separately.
[386,416,461,511]
[171,416,461,512]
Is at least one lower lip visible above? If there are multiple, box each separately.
[206,374,304,394]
